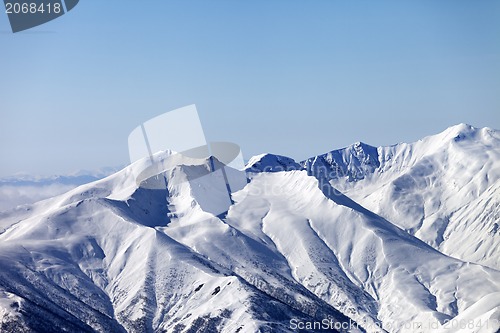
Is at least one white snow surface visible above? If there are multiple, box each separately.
[0,124,499,333]
[303,124,500,270]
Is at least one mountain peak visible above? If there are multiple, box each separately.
[420,123,500,147]
[440,123,477,141]
[245,153,301,173]
[1,123,500,332]
[352,141,371,148]
[301,141,380,182]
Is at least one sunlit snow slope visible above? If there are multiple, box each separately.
[0,155,351,333]
[302,124,500,270]
[0,124,499,333]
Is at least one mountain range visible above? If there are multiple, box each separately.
[0,124,499,333]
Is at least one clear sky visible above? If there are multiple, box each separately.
[0,0,499,176]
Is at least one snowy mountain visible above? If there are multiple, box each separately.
[0,125,499,333]
[301,124,500,270]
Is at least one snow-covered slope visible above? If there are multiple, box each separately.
[246,153,301,173]
[302,124,500,270]
[0,124,499,333]
[0,154,351,333]
[231,171,500,333]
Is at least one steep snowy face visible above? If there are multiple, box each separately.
[1,125,499,333]
[246,153,301,173]
[303,124,500,270]
[302,141,380,182]
[0,199,324,333]
[438,180,500,267]
[228,171,500,333]
[0,153,352,333]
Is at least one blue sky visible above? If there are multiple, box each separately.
[0,0,499,176]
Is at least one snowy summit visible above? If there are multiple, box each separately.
[0,124,499,333]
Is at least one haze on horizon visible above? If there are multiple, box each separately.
[0,0,499,177]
